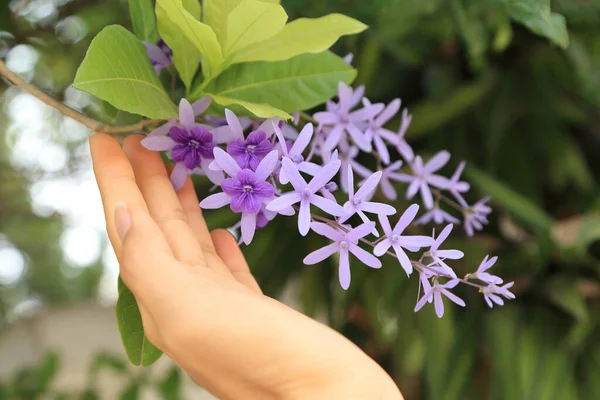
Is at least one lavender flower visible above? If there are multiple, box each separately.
[363,98,401,165]
[200,148,279,244]
[414,279,466,318]
[142,98,224,190]
[144,39,172,74]
[314,82,383,152]
[428,224,464,278]
[339,166,396,233]
[227,130,273,170]
[464,197,492,237]
[267,158,345,235]
[468,255,502,285]
[274,122,320,184]
[304,222,381,290]
[374,204,434,275]
[480,282,515,308]
[447,161,470,207]
[356,161,404,201]
[395,151,452,209]
[415,205,460,225]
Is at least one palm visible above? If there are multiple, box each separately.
[91,133,401,400]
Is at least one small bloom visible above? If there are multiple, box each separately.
[374,204,434,275]
[200,149,279,244]
[274,122,320,184]
[304,221,382,290]
[468,255,502,285]
[340,166,396,234]
[144,39,172,74]
[313,82,383,152]
[363,98,401,165]
[428,224,464,278]
[414,279,466,318]
[375,108,414,163]
[447,161,470,207]
[394,151,452,209]
[142,98,223,190]
[480,282,515,308]
[464,197,492,237]
[266,158,345,236]
[415,205,460,225]
[227,130,274,170]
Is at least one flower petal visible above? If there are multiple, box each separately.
[310,222,345,241]
[170,162,189,191]
[373,240,391,257]
[266,192,301,212]
[200,192,231,209]
[179,99,195,131]
[434,292,445,318]
[255,150,279,181]
[303,243,340,265]
[436,249,464,260]
[420,183,434,210]
[347,221,376,242]
[375,98,401,126]
[346,123,371,152]
[323,124,344,151]
[191,97,211,116]
[392,244,413,275]
[311,195,345,217]
[398,235,434,249]
[213,147,241,177]
[225,109,245,140]
[241,212,257,245]
[441,288,466,307]
[290,123,313,155]
[355,171,382,200]
[298,200,311,236]
[338,249,351,290]
[393,204,420,235]
[308,159,341,192]
[424,150,450,173]
[148,121,174,137]
[141,136,176,151]
[359,201,396,216]
[349,244,381,269]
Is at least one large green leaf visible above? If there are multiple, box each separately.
[74,25,177,119]
[156,0,223,77]
[230,14,367,64]
[201,52,356,113]
[209,94,291,119]
[128,0,159,43]
[116,277,163,366]
[224,0,287,57]
[156,0,201,89]
[490,0,569,49]
[465,165,554,233]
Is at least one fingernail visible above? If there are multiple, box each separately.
[114,203,131,241]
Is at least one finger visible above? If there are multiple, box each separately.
[166,164,233,277]
[115,204,176,302]
[211,229,262,294]
[123,135,205,266]
[90,133,149,259]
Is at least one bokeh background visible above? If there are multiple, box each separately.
[1,0,600,399]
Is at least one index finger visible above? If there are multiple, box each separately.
[90,133,152,259]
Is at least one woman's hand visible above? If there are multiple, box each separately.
[90,133,403,400]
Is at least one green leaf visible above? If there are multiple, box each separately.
[156,0,201,89]
[74,25,177,119]
[157,367,182,400]
[116,277,163,366]
[465,165,554,233]
[224,0,287,57]
[90,352,128,378]
[202,52,356,113]
[119,381,140,400]
[490,0,569,49]
[128,0,159,42]
[156,0,223,77]
[230,14,367,64]
[210,94,291,119]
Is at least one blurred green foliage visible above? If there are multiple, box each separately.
[1,0,600,399]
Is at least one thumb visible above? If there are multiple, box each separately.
[114,203,174,298]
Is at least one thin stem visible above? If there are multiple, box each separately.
[0,59,164,134]
[432,188,465,213]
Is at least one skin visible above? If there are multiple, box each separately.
[90,133,404,400]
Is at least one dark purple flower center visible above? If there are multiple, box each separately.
[302,188,312,200]
[244,185,253,193]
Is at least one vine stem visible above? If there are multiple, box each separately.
[0,59,164,134]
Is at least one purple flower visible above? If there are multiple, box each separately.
[227,130,273,170]
[415,206,460,225]
[266,158,345,236]
[274,122,320,184]
[313,82,383,152]
[374,204,434,275]
[447,161,470,207]
[428,224,464,278]
[339,166,396,233]
[374,108,414,163]
[394,151,452,209]
[363,98,401,165]
[200,148,279,244]
[464,197,492,237]
[303,222,381,290]
[414,279,466,318]
[469,255,503,285]
[142,98,223,190]
[481,282,515,308]
[144,39,172,74]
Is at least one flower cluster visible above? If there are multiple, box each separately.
[141,82,513,317]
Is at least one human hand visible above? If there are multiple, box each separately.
[90,133,403,400]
